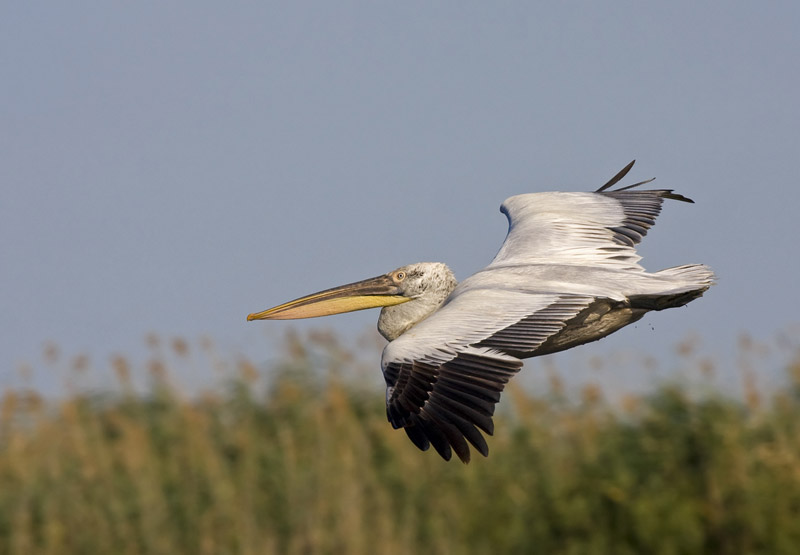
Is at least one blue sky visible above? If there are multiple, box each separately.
[3,2,799,395]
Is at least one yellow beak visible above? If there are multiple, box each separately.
[247,273,410,321]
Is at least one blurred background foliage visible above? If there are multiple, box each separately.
[2,331,800,554]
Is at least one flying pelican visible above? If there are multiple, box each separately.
[248,161,714,462]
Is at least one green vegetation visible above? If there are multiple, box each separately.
[2,333,800,554]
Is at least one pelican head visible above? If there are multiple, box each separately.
[247,262,457,341]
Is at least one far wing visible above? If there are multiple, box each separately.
[381,290,595,462]
[490,161,692,270]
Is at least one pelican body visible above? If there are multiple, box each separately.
[248,161,714,462]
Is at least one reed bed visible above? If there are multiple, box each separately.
[2,332,800,554]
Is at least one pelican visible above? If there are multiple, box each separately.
[248,161,714,462]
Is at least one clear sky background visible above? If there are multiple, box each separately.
[3,2,799,395]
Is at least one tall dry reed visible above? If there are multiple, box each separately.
[1,332,799,554]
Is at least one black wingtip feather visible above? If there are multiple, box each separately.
[613,177,656,191]
[595,163,695,204]
[663,191,694,204]
[423,408,471,463]
[416,418,453,461]
[404,424,430,452]
[433,393,495,435]
[425,403,488,461]
[596,160,635,192]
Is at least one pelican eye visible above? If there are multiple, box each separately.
[393,271,406,282]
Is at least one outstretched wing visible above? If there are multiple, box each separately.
[490,160,692,270]
[381,291,596,463]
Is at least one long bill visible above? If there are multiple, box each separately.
[247,273,410,321]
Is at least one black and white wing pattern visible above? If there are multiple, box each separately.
[381,291,597,462]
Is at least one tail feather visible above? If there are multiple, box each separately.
[655,264,716,288]
[629,264,715,311]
